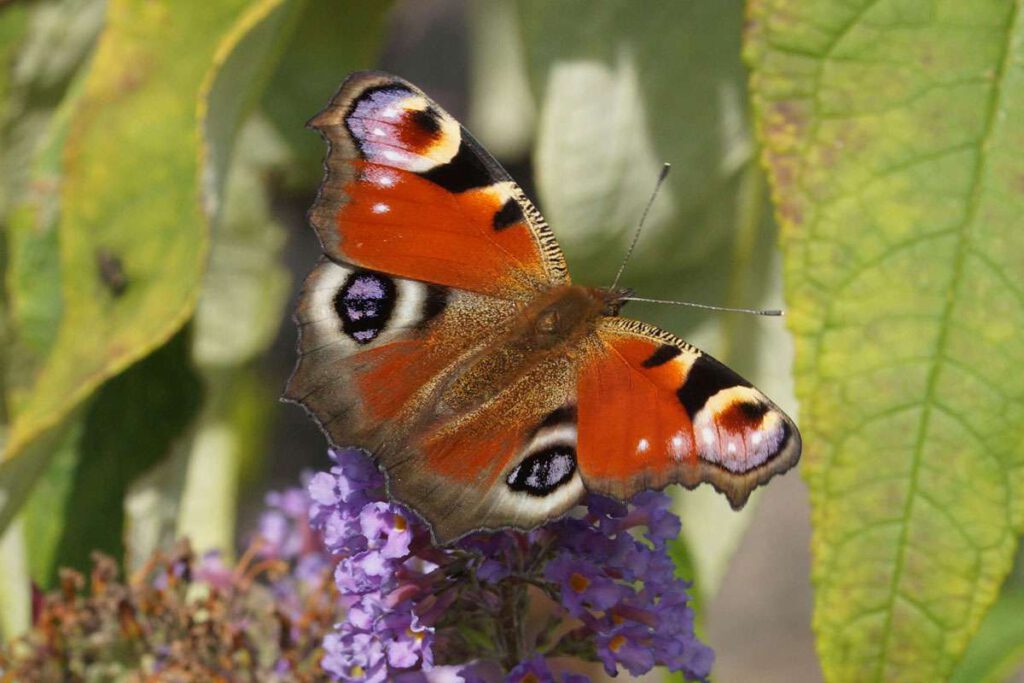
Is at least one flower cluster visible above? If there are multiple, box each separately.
[307,449,442,681]
[1,537,340,681]
[310,447,714,682]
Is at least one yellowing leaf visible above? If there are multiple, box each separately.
[746,1,1024,680]
[0,0,262,527]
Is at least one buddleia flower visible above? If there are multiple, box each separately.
[313,447,714,682]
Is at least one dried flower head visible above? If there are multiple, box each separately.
[1,498,338,682]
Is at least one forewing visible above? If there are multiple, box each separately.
[576,317,801,508]
[307,71,568,298]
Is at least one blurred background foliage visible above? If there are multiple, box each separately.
[0,1,1021,682]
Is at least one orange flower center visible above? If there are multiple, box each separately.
[394,514,408,531]
[609,634,627,652]
[569,571,590,593]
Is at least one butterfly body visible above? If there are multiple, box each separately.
[286,71,802,543]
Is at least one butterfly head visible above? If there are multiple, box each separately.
[595,286,633,317]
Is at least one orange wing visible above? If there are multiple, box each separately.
[307,71,567,299]
[284,259,584,543]
[577,317,801,508]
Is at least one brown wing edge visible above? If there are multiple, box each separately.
[281,258,374,452]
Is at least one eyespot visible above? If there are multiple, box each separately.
[333,270,397,344]
[506,446,577,496]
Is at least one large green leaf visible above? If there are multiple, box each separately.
[49,330,201,578]
[746,1,1024,680]
[1,0,104,402]
[0,0,261,532]
[0,4,29,105]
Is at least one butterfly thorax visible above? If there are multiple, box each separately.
[432,286,616,421]
[515,285,620,351]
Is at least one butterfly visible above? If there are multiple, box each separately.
[285,71,802,543]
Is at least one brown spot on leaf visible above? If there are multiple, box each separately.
[96,249,128,296]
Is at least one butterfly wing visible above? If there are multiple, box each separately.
[576,316,801,508]
[285,258,515,450]
[387,365,582,543]
[285,259,584,542]
[307,71,567,299]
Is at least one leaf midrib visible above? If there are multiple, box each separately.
[870,2,1021,678]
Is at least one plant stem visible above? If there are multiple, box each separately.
[497,580,527,671]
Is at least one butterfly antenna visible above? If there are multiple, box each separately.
[621,296,784,316]
[610,163,671,291]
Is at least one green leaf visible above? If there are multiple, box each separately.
[0,4,29,104]
[0,0,267,532]
[0,0,100,601]
[194,117,291,368]
[951,589,1024,683]
[746,1,1024,680]
[519,0,755,281]
[199,0,305,218]
[1,0,105,398]
[49,330,201,578]
[19,417,84,583]
[0,0,104,219]
[261,0,390,191]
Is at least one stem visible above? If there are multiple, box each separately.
[496,580,527,671]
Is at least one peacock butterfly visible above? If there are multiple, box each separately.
[285,71,802,543]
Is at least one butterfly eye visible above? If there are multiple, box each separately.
[537,310,560,334]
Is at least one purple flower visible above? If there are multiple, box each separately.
[360,501,414,559]
[544,555,624,617]
[194,550,233,590]
[312,448,712,682]
[322,627,387,682]
[381,610,432,668]
[596,624,656,676]
[504,657,590,683]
